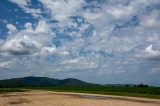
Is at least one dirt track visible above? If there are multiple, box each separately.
[0,90,160,106]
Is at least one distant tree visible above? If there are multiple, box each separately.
[144,85,148,87]
[126,85,129,87]
[137,83,148,88]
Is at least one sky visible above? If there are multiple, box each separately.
[0,0,160,86]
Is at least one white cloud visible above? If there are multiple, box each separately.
[24,22,33,30]
[148,68,160,75]
[39,46,57,55]
[0,61,12,69]
[39,0,84,21]
[83,12,103,20]
[35,20,50,33]
[140,10,160,29]
[24,8,42,18]
[59,55,100,71]
[138,45,160,60]
[1,20,54,56]
[9,0,42,18]
[59,51,70,55]
[106,4,134,20]
[1,36,41,55]
[9,0,30,6]
[6,24,17,34]
[1,0,160,85]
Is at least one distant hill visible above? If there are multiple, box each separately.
[104,84,137,87]
[0,76,94,87]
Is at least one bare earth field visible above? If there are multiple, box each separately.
[0,90,160,106]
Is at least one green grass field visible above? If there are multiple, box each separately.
[29,86,160,99]
[0,88,27,93]
[0,86,160,99]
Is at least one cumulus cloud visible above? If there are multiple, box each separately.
[1,19,54,56]
[0,61,12,70]
[1,36,41,55]
[39,0,85,21]
[39,46,57,55]
[35,20,50,33]
[140,45,160,60]
[6,24,17,34]
[1,0,160,85]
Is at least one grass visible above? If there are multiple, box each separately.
[27,86,160,99]
[0,86,160,99]
[0,88,28,93]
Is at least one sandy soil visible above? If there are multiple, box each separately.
[0,90,160,106]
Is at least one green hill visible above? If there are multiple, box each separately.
[0,76,93,87]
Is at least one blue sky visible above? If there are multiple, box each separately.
[0,0,160,86]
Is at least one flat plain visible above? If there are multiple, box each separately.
[0,90,160,106]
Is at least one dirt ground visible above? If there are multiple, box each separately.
[0,90,160,106]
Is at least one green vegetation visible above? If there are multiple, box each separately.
[0,86,160,99]
[0,88,27,93]
[0,77,159,99]
[28,86,160,99]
